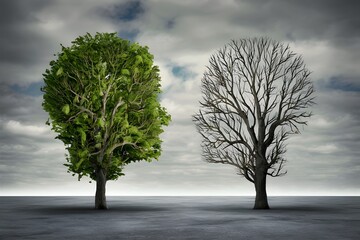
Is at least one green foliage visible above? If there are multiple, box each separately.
[42,32,171,181]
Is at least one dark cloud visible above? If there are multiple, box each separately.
[0,0,49,27]
[0,84,46,124]
[237,0,360,45]
[165,18,176,30]
[0,0,52,66]
[171,65,197,81]
[318,76,360,92]
[10,82,44,97]
[99,0,144,22]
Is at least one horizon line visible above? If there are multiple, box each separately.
[1,194,359,197]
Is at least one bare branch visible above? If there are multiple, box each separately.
[193,37,315,184]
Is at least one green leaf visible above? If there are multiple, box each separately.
[102,62,107,69]
[135,55,143,65]
[75,156,86,170]
[130,43,140,52]
[56,67,63,76]
[73,95,79,103]
[121,69,130,76]
[128,126,140,136]
[123,136,132,143]
[100,62,107,76]
[62,104,70,115]
[95,132,102,143]
[97,118,105,128]
[78,128,86,146]
[78,149,89,158]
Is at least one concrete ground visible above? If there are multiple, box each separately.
[0,196,359,239]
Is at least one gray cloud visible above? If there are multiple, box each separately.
[236,0,360,43]
[0,1,54,86]
[0,0,359,196]
[0,1,51,62]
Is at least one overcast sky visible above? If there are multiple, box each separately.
[1,0,359,196]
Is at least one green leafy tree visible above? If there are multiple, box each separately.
[42,33,170,209]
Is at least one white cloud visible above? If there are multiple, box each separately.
[4,120,50,136]
[309,144,341,154]
[289,40,360,81]
[35,0,120,42]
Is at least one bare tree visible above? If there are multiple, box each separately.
[193,38,315,209]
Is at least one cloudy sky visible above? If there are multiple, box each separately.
[1,0,359,196]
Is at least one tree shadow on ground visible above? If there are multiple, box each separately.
[199,205,337,213]
[23,205,169,215]
[268,206,338,212]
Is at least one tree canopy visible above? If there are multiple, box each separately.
[42,32,170,182]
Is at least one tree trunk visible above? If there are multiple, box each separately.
[95,168,108,210]
[253,168,270,209]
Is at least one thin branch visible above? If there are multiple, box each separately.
[193,37,315,182]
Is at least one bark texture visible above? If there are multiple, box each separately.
[95,168,108,210]
[254,168,270,209]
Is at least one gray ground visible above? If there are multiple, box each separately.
[0,196,359,239]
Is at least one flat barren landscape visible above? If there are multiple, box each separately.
[0,196,359,239]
